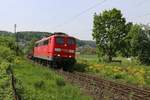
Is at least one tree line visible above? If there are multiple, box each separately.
[92,8,150,64]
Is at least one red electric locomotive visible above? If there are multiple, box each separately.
[32,32,76,70]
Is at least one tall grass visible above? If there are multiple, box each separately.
[0,61,14,100]
[13,59,92,100]
[77,54,150,87]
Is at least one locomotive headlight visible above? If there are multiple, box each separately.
[69,50,75,53]
[55,48,61,52]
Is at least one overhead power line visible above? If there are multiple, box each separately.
[137,0,146,6]
[143,13,150,17]
[51,0,107,30]
[133,12,150,19]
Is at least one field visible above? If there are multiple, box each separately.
[13,58,92,100]
[77,54,150,87]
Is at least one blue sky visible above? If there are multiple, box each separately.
[0,0,150,40]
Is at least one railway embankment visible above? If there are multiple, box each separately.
[13,59,92,100]
[31,58,150,100]
[56,70,150,100]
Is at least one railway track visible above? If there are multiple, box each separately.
[56,70,150,100]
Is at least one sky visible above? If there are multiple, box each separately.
[0,0,150,40]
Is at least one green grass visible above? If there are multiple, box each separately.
[0,61,13,100]
[13,59,92,100]
[77,54,99,64]
[77,54,150,87]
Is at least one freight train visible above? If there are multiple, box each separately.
[31,32,76,70]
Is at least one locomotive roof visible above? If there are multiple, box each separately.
[35,33,75,44]
[52,32,68,36]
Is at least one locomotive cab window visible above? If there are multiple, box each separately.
[67,38,75,45]
[56,37,64,44]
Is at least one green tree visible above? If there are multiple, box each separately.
[138,25,150,64]
[126,24,150,64]
[0,36,23,56]
[127,24,142,57]
[92,8,132,62]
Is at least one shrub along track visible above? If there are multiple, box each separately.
[56,70,150,100]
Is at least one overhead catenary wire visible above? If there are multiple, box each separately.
[131,12,150,20]
[50,0,107,30]
[136,0,146,6]
[143,13,150,17]
[135,0,149,18]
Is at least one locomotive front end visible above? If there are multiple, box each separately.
[52,34,76,69]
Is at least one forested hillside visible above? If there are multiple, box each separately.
[0,31,96,54]
[0,31,13,36]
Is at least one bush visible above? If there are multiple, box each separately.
[0,61,14,100]
[34,80,45,89]
[73,60,89,72]
[56,78,66,87]
[0,46,15,63]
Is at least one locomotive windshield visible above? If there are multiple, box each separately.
[56,37,64,44]
[67,38,75,45]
